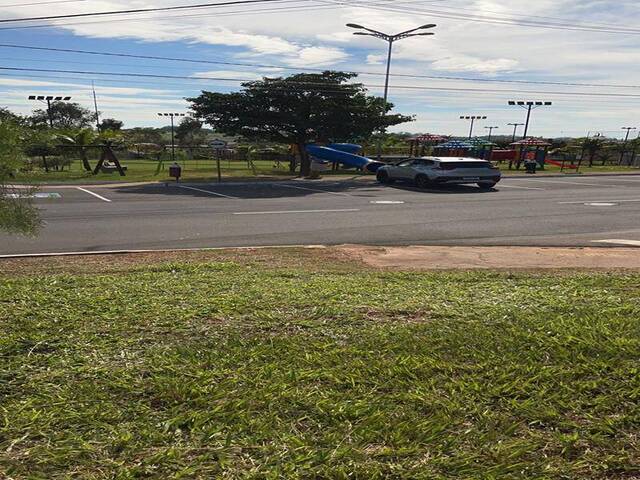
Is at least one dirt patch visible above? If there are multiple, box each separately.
[337,245,640,270]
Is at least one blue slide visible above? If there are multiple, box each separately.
[306,143,384,173]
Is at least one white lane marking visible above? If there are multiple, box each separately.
[234,209,360,216]
[370,200,405,204]
[509,178,628,188]
[585,202,618,207]
[178,185,237,199]
[76,187,112,202]
[599,177,640,182]
[559,198,640,205]
[496,184,545,191]
[279,184,351,196]
[592,239,640,247]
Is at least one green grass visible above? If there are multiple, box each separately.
[1,250,640,478]
[13,158,300,184]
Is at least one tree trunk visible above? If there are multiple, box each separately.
[298,142,311,177]
[41,155,49,173]
[80,148,92,171]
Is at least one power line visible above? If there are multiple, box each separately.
[1,0,90,6]
[0,2,334,31]
[2,43,639,90]
[3,65,640,99]
[0,0,303,23]
[321,0,640,35]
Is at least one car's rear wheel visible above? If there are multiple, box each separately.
[478,182,497,190]
[415,174,432,189]
[377,170,394,184]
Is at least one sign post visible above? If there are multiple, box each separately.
[210,139,227,183]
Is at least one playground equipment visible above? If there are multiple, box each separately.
[510,137,551,170]
[433,139,473,158]
[407,134,448,157]
[306,144,384,172]
[467,138,496,160]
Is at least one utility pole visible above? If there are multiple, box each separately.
[28,94,71,128]
[508,123,524,142]
[460,115,486,139]
[484,126,498,142]
[619,127,637,165]
[508,101,552,139]
[92,81,101,131]
[347,22,436,161]
[158,113,186,164]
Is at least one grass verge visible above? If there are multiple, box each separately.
[1,249,639,478]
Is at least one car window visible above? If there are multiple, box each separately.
[396,160,414,167]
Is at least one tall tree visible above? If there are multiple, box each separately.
[175,117,204,145]
[100,118,124,131]
[189,71,413,176]
[0,119,40,235]
[29,101,95,129]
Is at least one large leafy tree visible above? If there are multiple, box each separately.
[189,71,413,176]
[29,101,95,129]
[0,120,40,235]
[100,118,124,131]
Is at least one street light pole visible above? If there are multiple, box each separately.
[158,113,186,164]
[619,126,637,165]
[508,123,524,142]
[460,115,486,139]
[485,126,498,142]
[27,95,72,128]
[347,22,436,161]
[508,101,552,139]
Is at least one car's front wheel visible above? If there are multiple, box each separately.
[478,182,497,190]
[415,174,432,189]
[377,170,394,184]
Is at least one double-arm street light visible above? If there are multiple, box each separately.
[507,122,525,142]
[484,126,499,142]
[619,126,637,165]
[347,22,436,160]
[158,113,186,163]
[508,101,552,139]
[460,115,487,139]
[27,94,72,128]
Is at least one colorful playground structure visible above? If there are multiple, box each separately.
[306,143,384,172]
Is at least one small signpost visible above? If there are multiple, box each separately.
[210,139,227,183]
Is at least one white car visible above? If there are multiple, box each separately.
[376,157,501,190]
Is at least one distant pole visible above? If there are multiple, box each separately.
[619,127,637,165]
[92,81,101,131]
[460,115,486,139]
[508,123,524,142]
[522,104,533,138]
[346,22,437,162]
[485,126,498,142]
[158,113,186,165]
[46,98,53,128]
[27,94,72,129]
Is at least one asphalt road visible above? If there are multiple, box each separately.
[2,175,640,255]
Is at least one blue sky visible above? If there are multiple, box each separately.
[1,0,639,138]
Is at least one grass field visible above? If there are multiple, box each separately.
[1,249,640,478]
[13,157,640,184]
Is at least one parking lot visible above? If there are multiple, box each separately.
[2,174,640,255]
